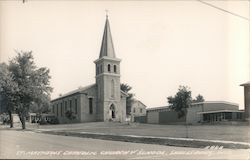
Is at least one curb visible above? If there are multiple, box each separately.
[37,130,250,149]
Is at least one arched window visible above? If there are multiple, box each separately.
[108,64,111,72]
[69,100,72,112]
[111,79,115,98]
[56,104,59,116]
[114,65,117,73]
[64,101,68,114]
[110,104,115,110]
[75,99,77,114]
[89,98,93,114]
[61,103,63,116]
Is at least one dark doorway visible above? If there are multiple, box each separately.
[112,110,115,118]
[110,104,115,119]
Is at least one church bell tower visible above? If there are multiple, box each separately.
[94,16,122,121]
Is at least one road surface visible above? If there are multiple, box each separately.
[0,129,249,159]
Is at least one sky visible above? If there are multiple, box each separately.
[0,0,249,109]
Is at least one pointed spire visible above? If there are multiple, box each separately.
[99,15,116,58]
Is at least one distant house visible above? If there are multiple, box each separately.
[146,101,244,125]
[130,100,147,123]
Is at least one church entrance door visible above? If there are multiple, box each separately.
[110,104,115,119]
[112,110,115,118]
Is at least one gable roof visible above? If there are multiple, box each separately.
[132,99,147,108]
[52,84,128,102]
[51,84,96,102]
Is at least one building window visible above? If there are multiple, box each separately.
[108,64,111,72]
[65,101,67,111]
[52,105,55,113]
[133,108,136,113]
[225,112,232,120]
[70,100,72,112]
[114,65,117,73]
[140,108,142,113]
[56,104,59,116]
[75,99,77,114]
[237,113,242,119]
[61,103,63,116]
[111,79,115,98]
[97,66,99,75]
[89,98,93,114]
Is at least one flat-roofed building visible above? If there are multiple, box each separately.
[240,81,250,121]
[146,101,244,125]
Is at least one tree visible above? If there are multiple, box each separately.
[30,93,51,114]
[30,96,50,114]
[8,51,52,129]
[167,86,192,118]
[193,94,205,103]
[120,83,134,115]
[0,63,19,128]
[65,110,76,120]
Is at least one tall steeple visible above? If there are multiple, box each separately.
[99,16,116,58]
[95,15,125,122]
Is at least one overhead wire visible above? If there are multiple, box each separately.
[197,0,249,21]
[1,0,250,21]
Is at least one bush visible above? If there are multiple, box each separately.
[38,119,47,125]
[48,117,59,124]
[65,110,76,120]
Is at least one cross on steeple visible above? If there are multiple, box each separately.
[105,9,109,19]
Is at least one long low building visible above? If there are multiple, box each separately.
[147,101,244,125]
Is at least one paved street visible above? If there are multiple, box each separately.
[0,129,250,159]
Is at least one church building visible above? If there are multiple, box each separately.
[51,16,127,123]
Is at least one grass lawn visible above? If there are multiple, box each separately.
[23,122,250,143]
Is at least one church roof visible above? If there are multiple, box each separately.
[51,84,96,102]
[52,84,128,101]
[240,81,250,86]
[99,16,116,58]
